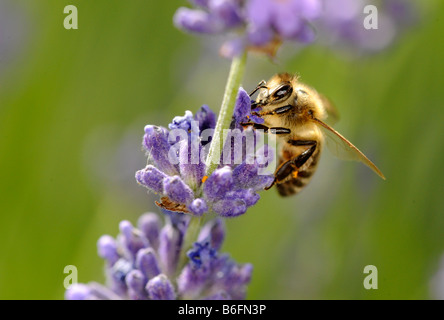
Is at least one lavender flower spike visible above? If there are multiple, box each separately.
[65,212,253,300]
[174,0,417,57]
[315,0,417,54]
[135,88,275,218]
[174,0,322,57]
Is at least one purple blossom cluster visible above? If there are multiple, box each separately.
[135,88,274,218]
[174,0,416,57]
[65,213,252,300]
[315,0,416,54]
[174,0,321,57]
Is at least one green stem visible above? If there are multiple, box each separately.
[176,53,248,275]
[205,51,247,176]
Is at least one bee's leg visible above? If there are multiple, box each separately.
[251,101,264,109]
[291,141,317,167]
[265,140,317,190]
[240,122,291,135]
[269,127,291,134]
[252,105,293,117]
[240,122,269,132]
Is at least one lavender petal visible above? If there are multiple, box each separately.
[163,175,195,205]
[146,274,176,300]
[97,235,119,265]
[125,270,148,300]
[188,198,208,216]
[158,222,184,278]
[135,165,168,194]
[143,125,178,176]
[136,248,161,280]
[137,213,161,250]
[198,218,225,251]
[203,166,234,201]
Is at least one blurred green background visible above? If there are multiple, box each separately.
[1,0,443,299]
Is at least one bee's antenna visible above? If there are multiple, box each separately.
[249,80,267,97]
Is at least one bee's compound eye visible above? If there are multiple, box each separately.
[257,89,269,101]
[273,85,292,101]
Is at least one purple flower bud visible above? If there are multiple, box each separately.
[176,264,208,299]
[233,162,274,191]
[97,235,119,265]
[232,144,275,190]
[109,258,133,294]
[233,87,251,128]
[247,24,274,46]
[220,38,246,58]
[292,23,316,43]
[208,0,242,28]
[174,7,218,34]
[212,255,253,300]
[238,263,253,284]
[169,110,194,131]
[194,104,216,132]
[232,162,258,187]
[243,0,318,42]
[177,240,217,299]
[250,105,265,124]
[273,7,303,39]
[222,263,253,300]
[212,198,247,217]
[146,274,176,300]
[198,218,225,251]
[203,166,234,201]
[137,213,161,250]
[135,165,168,194]
[300,0,322,20]
[158,222,184,278]
[179,139,205,190]
[232,188,260,207]
[188,198,208,216]
[163,176,195,205]
[136,248,161,280]
[187,241,217,270]
[143,125,178,176]
[125,270,148,300]
[119,220,149,261]
[65,283,92,300]
[245,0,272,31]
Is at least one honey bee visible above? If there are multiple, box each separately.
[243,73,385,196]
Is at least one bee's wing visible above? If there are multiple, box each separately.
[320,94,339,125]
[313,118,386,180]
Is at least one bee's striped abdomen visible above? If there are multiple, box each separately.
[276,149,320,197]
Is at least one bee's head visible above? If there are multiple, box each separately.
[255,73,296,106]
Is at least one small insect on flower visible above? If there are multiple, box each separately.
[243,73,385,196]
